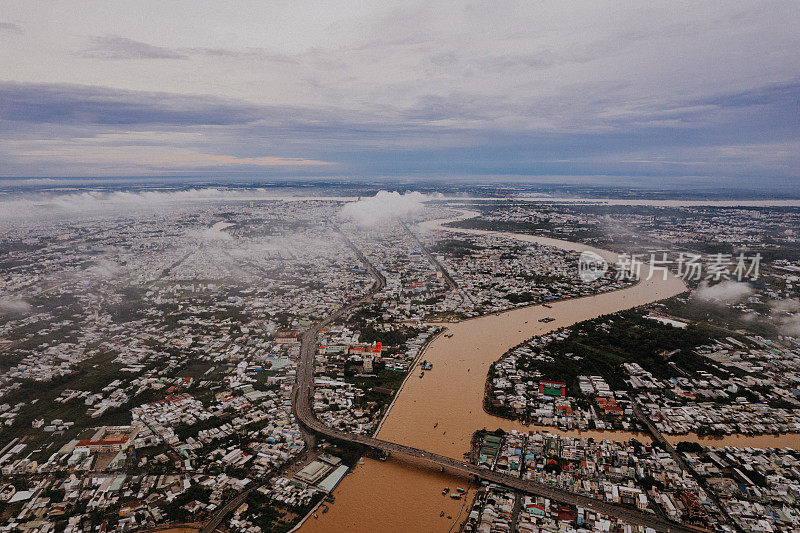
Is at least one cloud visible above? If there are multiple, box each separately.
[17,144,334,171]
[340,190,431,227]
[78,36,289,62]
[0,188,232,220]
[186,47,298,62]
[0,82,262,126]
[1,0,799,180]
[693,280,753,303]
[778,318,800,336]
[80,35,187,60]
[0,187,346,221]
[0,22,21,33]
[193,228,234,242]
[768,298,800,337]
[0,297,31,315]
[230,233,350,261]
[770,298,800,313]
[0,177,57,186]
[2,73,799,181]
[775,315,800,337]
[84,259,125,279]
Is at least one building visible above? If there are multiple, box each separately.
[75,425,140,454]
[539,380,566,397]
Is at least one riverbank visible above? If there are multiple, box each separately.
[372,328,445,436]
[373,211,686,459]
[298,211,793,533]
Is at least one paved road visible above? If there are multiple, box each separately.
[632,402,740,532]
[200,482,261,533]
[400,220,458,290]
[295,401,701,533]
[292,225,387,445]
[291,225,702,533]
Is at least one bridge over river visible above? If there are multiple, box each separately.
[290,216,701,533]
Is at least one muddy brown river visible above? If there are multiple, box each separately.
[299,212,798,533]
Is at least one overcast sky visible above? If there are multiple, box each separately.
[1,1,798,182]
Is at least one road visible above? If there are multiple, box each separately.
[199,434,318,533]
[294,401,701,532]
[200,481,261,533]
[632,402,741,532]
[400,220,458,290]
[292,226,387,450]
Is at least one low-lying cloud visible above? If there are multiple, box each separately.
[769,298,800,337]
[775,315,800,337]
[84,258,125,279]
[192,224,234,242]
[0,297,32,315]
[0,187,327,221]
[340,190,431,227]
[693,280,753,303]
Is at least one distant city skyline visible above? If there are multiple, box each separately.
[1,1,799,182]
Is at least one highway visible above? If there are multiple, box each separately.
[400,220,459,290]
[294,391,700,533]
[290,225,703,533]
[292,225,387,442]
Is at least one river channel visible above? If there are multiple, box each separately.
[300,211,798,533]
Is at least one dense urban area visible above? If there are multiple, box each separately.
[1,188,800,533]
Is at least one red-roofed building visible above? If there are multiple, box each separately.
[275,330,300,344]
[75,425,140,453]
[596,397,623,416]
[557,506,577,522]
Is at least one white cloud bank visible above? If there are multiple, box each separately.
[693,280,753,302]
[339,190,433,227]
[0,187,345,221]
[769,298,800,337]
[0,297,32,315]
